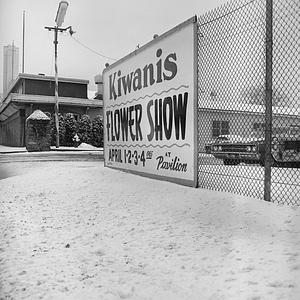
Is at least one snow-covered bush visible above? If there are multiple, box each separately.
[77,114,92,144]
[49,113,103,147]
[64,113,77,146]
[91,115,103,147]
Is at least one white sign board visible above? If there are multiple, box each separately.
[103,17,198,186]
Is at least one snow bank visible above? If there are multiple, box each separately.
[0,161,299,299]
[77,143,100,150]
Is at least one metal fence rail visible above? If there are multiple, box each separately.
[197,0,299,205]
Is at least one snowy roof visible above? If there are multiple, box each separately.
[1,73,89,105]
[27,110,50,121]
[199,98,299,117]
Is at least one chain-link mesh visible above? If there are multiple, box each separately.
[197,0,299,205]
[271,0,300,205]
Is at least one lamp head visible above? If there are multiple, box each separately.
[55,1,69,27]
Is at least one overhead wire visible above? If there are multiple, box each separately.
[70,35,117,61]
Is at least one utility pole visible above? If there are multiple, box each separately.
[22,10,25,73]
[44,1,74,148]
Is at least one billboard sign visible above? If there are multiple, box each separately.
[103,17,198,186]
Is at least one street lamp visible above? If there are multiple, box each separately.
[55,1,68,27]
[45,1,74,148]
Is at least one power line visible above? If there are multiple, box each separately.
[199,0,256,27]
[70,35,117,61]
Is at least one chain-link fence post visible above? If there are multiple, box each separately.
[264,0,273,202]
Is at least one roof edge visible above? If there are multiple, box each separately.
[1,73,89,103]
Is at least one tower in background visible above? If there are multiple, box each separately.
[3,43,19,95]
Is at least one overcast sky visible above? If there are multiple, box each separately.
[0,0,228,92]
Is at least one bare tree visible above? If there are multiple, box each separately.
[242,85,289,107]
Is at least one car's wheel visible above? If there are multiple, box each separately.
[259,157,275,167]
[271,137,282,160]
[223,159,239,165]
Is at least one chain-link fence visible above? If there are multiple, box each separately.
[197,0,299,205]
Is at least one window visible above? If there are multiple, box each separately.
[212,120,229,137]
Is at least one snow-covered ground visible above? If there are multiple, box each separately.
[0,144,103,154]
[0,161,300,300]
[198,162,300,205]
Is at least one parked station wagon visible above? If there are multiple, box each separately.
[206,126,300,167]
[204,135,243,155]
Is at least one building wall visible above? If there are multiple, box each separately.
[0,110,25,146]
[86,107,103,120]
[24,104,102,119]
[198,110,300,152]
[24,79,87,98]
[0,102,102,146]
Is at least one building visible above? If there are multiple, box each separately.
[0,73,103,146]
[199,99,300,152]
[3,44,19,95]
[94,74,103,100]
